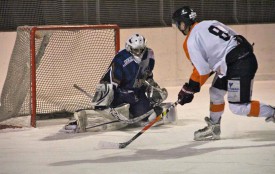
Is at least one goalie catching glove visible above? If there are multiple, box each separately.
[178,83,195,105]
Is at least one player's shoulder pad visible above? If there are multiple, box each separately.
[114,49,132,63]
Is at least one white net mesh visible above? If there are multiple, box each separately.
[0,25,119,125]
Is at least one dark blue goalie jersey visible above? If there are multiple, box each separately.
[100,48,155,92]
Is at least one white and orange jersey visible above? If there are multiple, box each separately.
[184,20,238,87]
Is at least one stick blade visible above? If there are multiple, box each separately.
[98,141,120,149]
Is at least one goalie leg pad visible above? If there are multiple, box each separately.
[74,110,87,133]
[81,105,130,131]
[109,103,130,121]
[85,103,130,121]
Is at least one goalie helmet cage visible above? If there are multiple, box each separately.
[0,24,120,127]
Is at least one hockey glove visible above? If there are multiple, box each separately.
[178,83,195,105]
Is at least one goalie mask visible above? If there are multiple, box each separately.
[172,6,197,35]
[125,34,147,62]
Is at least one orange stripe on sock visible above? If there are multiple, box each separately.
[248,100,260,117]
[210,103,225,112]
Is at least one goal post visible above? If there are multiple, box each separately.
[0,24,120,127]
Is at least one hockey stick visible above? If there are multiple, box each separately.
[98,100,179,149]
[73,84,94,99]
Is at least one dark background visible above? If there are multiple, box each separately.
[1,0,275,31]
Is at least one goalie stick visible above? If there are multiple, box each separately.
[73,84,94,99]
[98,100,179,149]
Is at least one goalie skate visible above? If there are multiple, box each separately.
[60,120,78,133]
[65,120,77,130]
[194,117,220,141]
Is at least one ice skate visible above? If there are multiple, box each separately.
[65,120,77,130]
[61,120,78,133]
[265,106,275,123]
[194,117,220,141]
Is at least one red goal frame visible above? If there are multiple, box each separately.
[28,25,120,127]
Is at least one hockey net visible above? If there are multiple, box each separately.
[0,24,120,128]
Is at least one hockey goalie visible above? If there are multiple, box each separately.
[64,34,177,133]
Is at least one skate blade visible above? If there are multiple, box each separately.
[265,117,275,123]
[194,136,220,141]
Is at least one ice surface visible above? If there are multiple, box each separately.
[98,141,120,149]
[1,81,275,174]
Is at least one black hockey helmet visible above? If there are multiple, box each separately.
[172,6,197,34]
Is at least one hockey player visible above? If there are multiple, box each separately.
[172,6,275,141]
[92,33,168,121]
[66,34,171,133]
